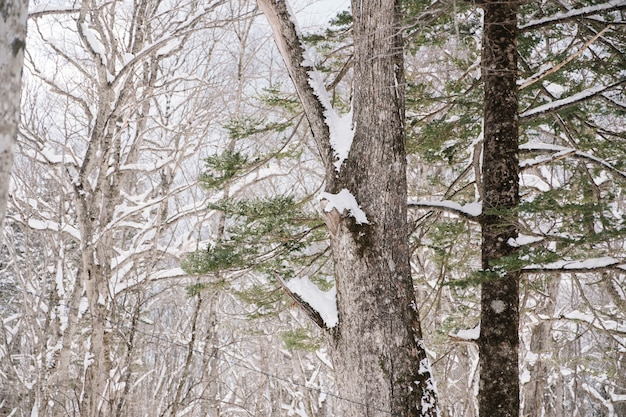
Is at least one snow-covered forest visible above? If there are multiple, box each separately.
[0,0,625,416]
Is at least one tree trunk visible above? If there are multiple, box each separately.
[478,1,520,417]
[257,1,438,415]
[0,0,28,235]
[522,275,560,417]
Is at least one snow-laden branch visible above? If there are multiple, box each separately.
[407,199,482,220]
[12,216,82,241]
[507,234,544,247]
[449,324,480,342]
[563,310,626,335]
[275,273,338,330]
[520,80,626,120]
[520,142,626,180]
[520,0,626,31]
[256,0,349,175]
[522,256,626,274]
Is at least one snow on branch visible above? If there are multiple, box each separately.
[522,256,626,274]
[79,22,106,63]
[257,0,351,173]
[22,217,81,240]
[507,234,544,247]
[562,310,626,335]
[520,80,626,120]
[407,200,482,220]
[520,0,626,31]
[275,273,338,330]
[520,142,626,180]
[449,324,480,343]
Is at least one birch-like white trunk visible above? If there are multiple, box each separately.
[0,0,28,236]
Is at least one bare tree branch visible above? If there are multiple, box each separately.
[256,0,334,176]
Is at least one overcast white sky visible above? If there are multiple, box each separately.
[292,0,350,30]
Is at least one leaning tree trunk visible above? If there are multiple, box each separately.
[0,0,28,236]
[257,0,438,416]
[479,1,521,417]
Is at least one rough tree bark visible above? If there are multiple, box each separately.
[0,0,28,235]
[257,1,439,416]
[478,1,521,417]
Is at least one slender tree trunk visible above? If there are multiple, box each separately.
[478,1,520,417]
[0,0,28,235]
[257,1,438,415]
[522,276,560,417]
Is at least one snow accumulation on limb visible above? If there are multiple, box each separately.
[507,234,544,247]
[564,310,626,334]
[520,80,626,120]
[523,256,626,273]
[319,189,369,225]
[303,53,354,172]
[257,0,353,172]
[284,1,354,172]
[78,21,107,66]
[449,324,480,342]
[520,142,626,180]
[276,273,338,329]
[520,0,626,31]
[407,199,482,220]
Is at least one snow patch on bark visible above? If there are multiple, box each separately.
[490,300,506,313]
[319,189,369,224]
[417,356,440,416]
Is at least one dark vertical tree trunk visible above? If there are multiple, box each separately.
[257,0,438,415]
[479,1,520,417]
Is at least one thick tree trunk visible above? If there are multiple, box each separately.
[478,1,520,417]
[257,1,438,415]
[328,2,437,417]
[0,0,28,235]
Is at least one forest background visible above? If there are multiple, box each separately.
[0,0,625,416]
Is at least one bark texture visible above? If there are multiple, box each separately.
[479,1,521,417]
[0,0,28,236]
[257,0,438,415]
